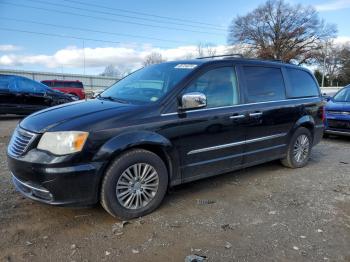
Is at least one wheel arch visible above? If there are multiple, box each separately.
[93,131,180,188]
[292,115,315,136]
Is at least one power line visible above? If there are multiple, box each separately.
[0,27,185,49]
[0,27,122,44]
[62,0,225,29]
[26,0,226,31]
[1,2,225,36]
[1,17,191,45]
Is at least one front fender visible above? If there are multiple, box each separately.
[93,131,172,162]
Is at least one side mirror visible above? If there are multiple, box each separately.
[180,92,207,110]
[322,94,331,102]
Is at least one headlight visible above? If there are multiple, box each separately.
[37,131,89,155]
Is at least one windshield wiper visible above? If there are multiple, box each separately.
[97,95,129,104]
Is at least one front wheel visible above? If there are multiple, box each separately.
[281,127,312,168]
[100,149,168,219]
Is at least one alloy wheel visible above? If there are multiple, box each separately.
[293,134,310,163]
[116,163,159,210]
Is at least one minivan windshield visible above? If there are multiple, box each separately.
[333,87,350,102]
[99,62,198,104]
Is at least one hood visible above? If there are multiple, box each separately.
[326,99,350,112]
[20,99,140,133]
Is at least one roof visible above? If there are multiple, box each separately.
[163,57,304,71]
[0,74,29,81]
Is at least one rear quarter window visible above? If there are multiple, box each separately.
[286,68,319,98]
[242,66,286,103]
[68,82,83,88]
[54,81,83,88]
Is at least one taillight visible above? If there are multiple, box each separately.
[322,106,326,123]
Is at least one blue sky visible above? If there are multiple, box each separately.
[0,0,350,74]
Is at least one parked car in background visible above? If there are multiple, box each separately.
[7,57,324,219]
[0,75,77,115]
[324,85,350,136]
[92,88,106,98]
[41,80,86,99]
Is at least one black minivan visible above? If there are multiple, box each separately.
[7,57,324,219]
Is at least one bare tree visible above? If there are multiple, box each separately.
[143,52,165,66]
[205,44,217,57]
[184,52,195,59]
[225,44,251,58]
[228,0,337,64]
[316,41,342,86]
[196,43,205,57]
[338,43,350,85]
[100,64,121,77]
[195,42,217,57]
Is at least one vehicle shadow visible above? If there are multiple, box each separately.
[164,160,282,202]
[0,115,24,121]
[323,135,350,143]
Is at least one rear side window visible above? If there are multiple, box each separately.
[17,78,48,94]
[69,82,83,88]
[242,66,286,103]
[286,68,319,98]
[55,81,83,88]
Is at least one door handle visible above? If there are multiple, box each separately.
[249,112,263,117]
[230,114,246,119]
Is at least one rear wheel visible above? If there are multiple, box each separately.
[100,149,168,219]
[281,127,312,168]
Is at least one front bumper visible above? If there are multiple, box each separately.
[324,129,350,136]
[325,114,350,137]
[8,154,104,207]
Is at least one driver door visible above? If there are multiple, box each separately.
[161,65,246,182]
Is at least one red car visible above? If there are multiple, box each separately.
[41,80,85,99]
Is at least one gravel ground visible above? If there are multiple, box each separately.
[0,116,349,262]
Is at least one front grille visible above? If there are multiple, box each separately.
[327,119,350,129]
[8,127,37,157]
[327,111,350,116]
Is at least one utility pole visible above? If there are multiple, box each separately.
[83,40,86,75]
[321,42,327,88]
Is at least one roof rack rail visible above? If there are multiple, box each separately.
[269,59,284,63]
[196,54,244,59]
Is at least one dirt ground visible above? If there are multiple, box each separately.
[0,116,349,262]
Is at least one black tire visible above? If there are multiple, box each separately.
[323,132,329,138]
[100,149,168,219]
[281,127,313,168]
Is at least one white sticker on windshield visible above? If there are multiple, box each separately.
[174,64,198,69]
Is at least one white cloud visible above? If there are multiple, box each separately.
[315,0,350,11]
[0,44,232,73]
[0,44,21,52]
[334,36,350,44]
